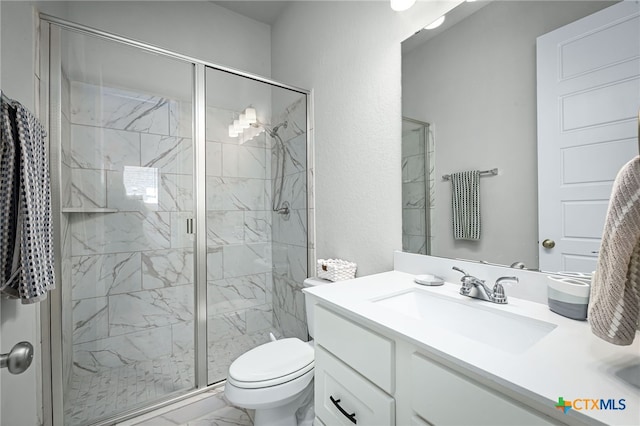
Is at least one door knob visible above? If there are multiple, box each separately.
[0,341,34,375]
[542,239,556,249]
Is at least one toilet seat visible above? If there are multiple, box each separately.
[228,338,315,389]
[225,367,314,410]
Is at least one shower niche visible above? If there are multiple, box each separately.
[46,19,311,426]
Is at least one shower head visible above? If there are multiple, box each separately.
[252,121,288,138]
[268,121,288,137]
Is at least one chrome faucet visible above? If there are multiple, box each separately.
[452,267,518,304]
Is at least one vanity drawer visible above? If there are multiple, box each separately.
[410,353,558,425]
[314,305,394,393]
[315,345,395,426]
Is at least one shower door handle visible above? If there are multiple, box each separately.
[1,341,34,375]
[186,218,194,234]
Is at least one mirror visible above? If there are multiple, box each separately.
[401,0,627,271]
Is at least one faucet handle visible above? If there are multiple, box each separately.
[452,266,468,277]
[492,276,518,304]
[453,266,473,290]
[496,276,519,286]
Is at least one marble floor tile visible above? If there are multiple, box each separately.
[116,387,252,426]
[186,404,252,426]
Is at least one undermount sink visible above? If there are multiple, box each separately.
[372,289,557,354]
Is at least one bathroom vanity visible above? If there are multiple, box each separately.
[304,253,640,426]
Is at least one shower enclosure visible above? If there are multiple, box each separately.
[41,15,312,426]
[401,118,433,255]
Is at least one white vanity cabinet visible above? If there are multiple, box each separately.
[313,304,562,426]
[313,305,395,425]
[407,352,560,425]
[314,346,395,425]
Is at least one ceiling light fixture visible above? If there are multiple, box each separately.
[390,0,416,12]
[424,15,446,30]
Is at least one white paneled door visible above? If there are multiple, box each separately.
[537,1,640,273]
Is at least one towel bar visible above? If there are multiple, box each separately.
[442,168,498,181]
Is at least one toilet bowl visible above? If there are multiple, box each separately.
[224,277,330,426]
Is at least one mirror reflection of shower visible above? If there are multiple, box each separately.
[402,117,434,254]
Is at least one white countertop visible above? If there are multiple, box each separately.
[304,270,640,426]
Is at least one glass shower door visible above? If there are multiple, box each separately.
[204,66,309,384]
[54,27,196,425]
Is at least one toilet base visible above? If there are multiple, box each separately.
[252,380,313,426]
[225,372,314,426]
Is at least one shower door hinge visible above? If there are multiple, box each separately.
[186,218,194,234]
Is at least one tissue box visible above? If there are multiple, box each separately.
[547,275,591,320]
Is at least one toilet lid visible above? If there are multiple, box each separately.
[228,338,314,385]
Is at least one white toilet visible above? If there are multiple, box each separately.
[224,277,330,426]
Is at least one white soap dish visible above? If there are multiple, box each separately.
[414,274,444,286]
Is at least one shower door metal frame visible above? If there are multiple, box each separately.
[39,12,313,426]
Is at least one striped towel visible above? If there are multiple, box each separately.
[450,170,481,240]
[589,156,640,345]
[0,97,55,304]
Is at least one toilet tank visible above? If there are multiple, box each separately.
[303,277,331,339]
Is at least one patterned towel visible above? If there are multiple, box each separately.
[589,156,640,345]
[0,97,55,303]
[0,100,21,292]
[450,170,481,240]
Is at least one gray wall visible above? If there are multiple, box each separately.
[402,0,615,269]
[62,1,271,77]
[271,0,462,277]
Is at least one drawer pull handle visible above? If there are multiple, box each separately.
[330,395,357,424]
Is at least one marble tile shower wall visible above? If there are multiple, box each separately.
[66,81,198,375]
[271,97,309,341]
[64,80,279,383]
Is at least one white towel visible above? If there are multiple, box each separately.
[589,156,640,345]
[0,97,55,303]
[450,170,481,240]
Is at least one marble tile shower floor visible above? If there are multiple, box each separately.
[65,332,272,424]
[65,355,196,426]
